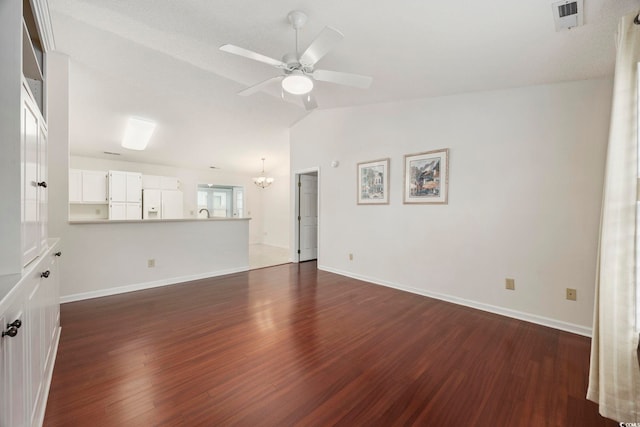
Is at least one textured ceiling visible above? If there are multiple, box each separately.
[50,0,639,174]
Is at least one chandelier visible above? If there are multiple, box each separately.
[253,158,274,189]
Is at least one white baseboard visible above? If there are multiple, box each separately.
[60,266,250,304]
[318,265,592,337]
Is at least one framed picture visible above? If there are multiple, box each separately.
[403,149,449,204]
[357,158,390,205]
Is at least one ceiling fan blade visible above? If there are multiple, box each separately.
[220,44,288,69]
[238,76,283,96]
[299,26,344,67]
[302,93,318,111]
[312,69,373,89]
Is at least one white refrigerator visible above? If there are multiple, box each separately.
[143,189,183,219]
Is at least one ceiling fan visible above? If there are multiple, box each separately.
[219,10,373,111]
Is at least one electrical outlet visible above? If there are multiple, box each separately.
[505,278,515,290]
[348,253,353,261]
[566,288,577,301]
[148,259,155,268]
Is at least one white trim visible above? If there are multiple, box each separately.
[31,0,56,52]
[33,325,60,427]
[291,167,321,264]
[318,265,593,337]
[60,266,250,303]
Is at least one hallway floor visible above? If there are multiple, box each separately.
[249,243,290,269]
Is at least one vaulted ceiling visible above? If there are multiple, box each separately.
[50,0,639,175]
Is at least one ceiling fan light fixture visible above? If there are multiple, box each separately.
[282,72,313,95]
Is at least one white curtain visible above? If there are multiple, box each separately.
[587,11,640,422]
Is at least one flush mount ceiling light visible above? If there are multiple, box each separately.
[253,158,274,189]
[282,71,313,95]
[121,117,156,150]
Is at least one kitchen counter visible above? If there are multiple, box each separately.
[69,217,251,224]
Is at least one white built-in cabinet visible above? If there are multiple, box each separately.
[109,171,142,220]
[1,1,59,425]
[1,242,61,427]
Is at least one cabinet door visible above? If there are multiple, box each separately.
[38,123,48,251]
[26,275,46,426]
[142,175,160,189]
[82,171,108,203]
[22,93,40,266]
[44,253,60,367]
[126,203,141,220]
[109,171,127,203]
[1,301,28,427]
[109,202,127,220]
[69,169,82,203]
[126,173,142,203]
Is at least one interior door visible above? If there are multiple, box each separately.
[298,174,318,261]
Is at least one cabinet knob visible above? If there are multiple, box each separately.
[54,251,62,257]
[41,270,50,278]
[37,181,47,188]
[2,327,18,338]
[2,320,21,338]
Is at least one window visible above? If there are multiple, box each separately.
[197,184,244,218]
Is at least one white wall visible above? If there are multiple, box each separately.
[261,172,291,249]
[58,220,249,300]
[290,79,612,333]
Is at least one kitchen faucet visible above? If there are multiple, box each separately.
[199,208,210,218]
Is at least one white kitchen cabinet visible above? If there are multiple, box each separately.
[109,171,141,203]
[82,171,108,203]
[1,242,61,427]
[108,202,141,220]
[69,169,81,203]
[69,169,108,204]
[126,203,142,220]
[109,171,141,220]
[108,202,126,220]
[142,174,179,190]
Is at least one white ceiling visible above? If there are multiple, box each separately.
[50,0,639,175]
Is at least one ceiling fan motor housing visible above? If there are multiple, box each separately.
[287,10,308,30]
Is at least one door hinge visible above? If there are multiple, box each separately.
[297,249,301,254]
[298,181,301,187]
[298,216,301,221]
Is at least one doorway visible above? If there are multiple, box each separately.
[295,170,319,262]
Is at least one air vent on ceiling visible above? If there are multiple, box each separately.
[552,0,583,31]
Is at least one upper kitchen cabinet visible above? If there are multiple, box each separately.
[109,171,142,220]
[69,169,108,204]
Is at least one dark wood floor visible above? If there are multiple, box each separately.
[44,262,614,426]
